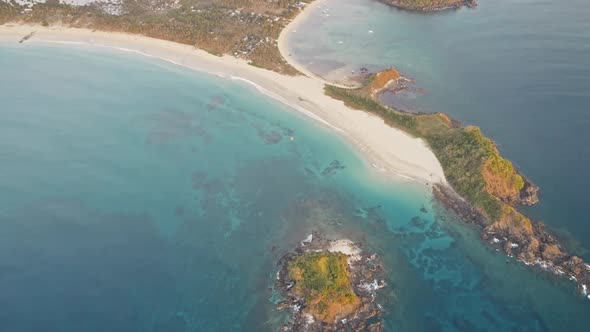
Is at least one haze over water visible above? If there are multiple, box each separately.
[287,0,590,258]
[0,42,588,331]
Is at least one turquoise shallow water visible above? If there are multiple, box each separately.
[0,44,589,331]
[287,0,590,259]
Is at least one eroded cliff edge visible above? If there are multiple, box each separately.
[326,68,590,298]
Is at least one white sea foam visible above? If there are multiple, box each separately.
[358,279,384,292]
[328,239,361,262]
[303,313,314,326]
[301,233,313,245]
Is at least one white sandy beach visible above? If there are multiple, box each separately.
[0,24,446,185]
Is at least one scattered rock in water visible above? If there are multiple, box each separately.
[411,216,427,229]
[518,179,540,206]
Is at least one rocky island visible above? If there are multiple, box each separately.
[276,234,385,331]
[2,0,589,307]
[379,0,477,11]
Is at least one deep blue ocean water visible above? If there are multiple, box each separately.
[286,0,590,259]
[0,43,588,331]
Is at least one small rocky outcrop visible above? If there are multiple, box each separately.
[369,67,417,100]
[275,233,385,331]
[518,179,540,206]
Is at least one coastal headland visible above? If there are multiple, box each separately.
[2,0,590,301]
[324,68,590,296]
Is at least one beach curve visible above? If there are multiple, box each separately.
[0,24,446,185]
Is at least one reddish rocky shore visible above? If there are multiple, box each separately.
[434,184,590,300]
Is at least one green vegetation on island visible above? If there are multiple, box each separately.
[288,252,360,322]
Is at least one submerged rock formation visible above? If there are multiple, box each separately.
[275,233,385,331]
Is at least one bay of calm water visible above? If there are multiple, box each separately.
[287,0,590,258]
[0,44,588,331]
